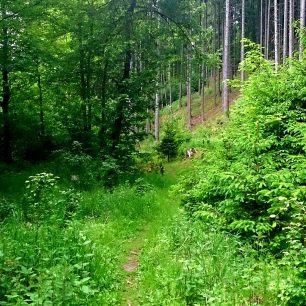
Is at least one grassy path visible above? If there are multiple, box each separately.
[119,161,187,305]
[80,160,191,305]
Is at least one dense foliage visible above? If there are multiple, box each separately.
[0,169,158,304]
[177,51,306,304]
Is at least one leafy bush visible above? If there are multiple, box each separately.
[176,49,306,304]
[23,172,59,222]
[22,172,81,223]
[0,222,119,305]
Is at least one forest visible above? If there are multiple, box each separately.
[0,0,306,305]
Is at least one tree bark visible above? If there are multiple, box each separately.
[36,59,45,137]
[99,59,108,148]
[168,63,172,105]
[274,0,279,68]
[154,86,160,142]
[283,0,288,62]
[265,0,271,59]
[179,45,184,107]
[300,0,306,60]
[111,0,136,150]
[1,12,13,163]
[260,0,264,46]
[186,43,192,130]
[222,0,231,118]
[289,0,294,59]
[241,0,245,82]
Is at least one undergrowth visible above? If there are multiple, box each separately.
[175,44,306,304]
[137,213,290,305]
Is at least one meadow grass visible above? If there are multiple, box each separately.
[0,158,293,305]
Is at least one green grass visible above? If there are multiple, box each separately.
[136,214,290,305]
[0,152,293,306]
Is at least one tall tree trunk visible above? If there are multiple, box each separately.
[154,86,160,142]
[274,0,279,68]
[168,63,172,104]
[222,0,231,118]
[241,0,245,82]
[86,22,93,133]
[1,13,13,163]
[300,0,306,60]
[179,45,184,108]
[99,59,108,148]
[111,0,136,150]
[186,43,192,130]
[283,0,288,62]
[77,10,88,135]
[201,0,207,122]
[145,108,151,134]
[36,59,45,137]
[289,0,294,59]
[265,0,271,59]
[260,0,264,46]
[218,0,222,97]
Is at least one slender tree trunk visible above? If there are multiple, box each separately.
[274,0,279,68]
[112,0,136,150]
[300,0,306,60]
[168,63,172,104]
[201,0,206,122]
[241,0,245,82]
[1,12,13,163]
[154,87,160,142]
[186,43,192,130]
[145,108,151,134]
[260,0,264,46]
[283,0,288,62]
[289,0,294,59]
[36,59,45,137]
[86,22,93,133]
[179,45,184,107]
[78,24,87,133]
[222,0,231,118]
[218,0,222,97]
[201,78,205,122]
[99,59,108,148]
[265,0,271,59]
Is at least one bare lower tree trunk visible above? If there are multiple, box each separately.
[168,63,172,104]
[265,0,271,59]
[36,59,45,137]
[186,43,192,130]
[222,0,231,118]
[241,0,245,82]
[154,87,160,142]
[179,45,184,107]
[300,0,306,60]
[260,0,264,46]
[274,0,279,68]
[1,9,13,163]
[283,0,288,62]
[289,0,294,59]
[111,0,136,150]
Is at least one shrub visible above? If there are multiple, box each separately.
[176,48,306,304]
[157,122,179,161]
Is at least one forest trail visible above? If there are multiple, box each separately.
[119,160,193,305]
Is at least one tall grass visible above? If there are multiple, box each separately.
[137,213,290,305]
[0,166,169,305]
